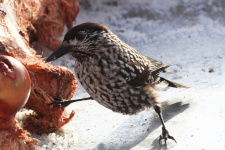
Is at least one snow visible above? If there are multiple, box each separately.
[17,0,225,149]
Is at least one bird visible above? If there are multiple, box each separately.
[46,22,190,144]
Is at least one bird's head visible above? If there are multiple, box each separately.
[46,22,111,62]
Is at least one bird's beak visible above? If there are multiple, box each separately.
[46,44,72,62]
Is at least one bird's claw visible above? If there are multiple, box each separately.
[159,127,177,144]
[49,97,93,108]
[48,98,71,108]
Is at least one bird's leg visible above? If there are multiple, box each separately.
[154,105,177,144]
[49,97,93,108]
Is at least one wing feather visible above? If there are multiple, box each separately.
[125,55,189,89]
[126,56,170,87]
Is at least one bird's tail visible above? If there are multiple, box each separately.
[159,77,190,89]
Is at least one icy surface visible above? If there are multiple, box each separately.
[19,0,225,149]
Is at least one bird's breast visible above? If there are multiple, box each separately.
[74,58,153,115]
[75,57,120,95]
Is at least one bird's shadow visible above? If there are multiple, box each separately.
[93,101,189,150]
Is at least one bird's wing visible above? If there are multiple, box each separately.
[126,61,151,87]
[126,56,170,87]
[146,57,182,77]
[145,56,170,76]
[126,56,190,89]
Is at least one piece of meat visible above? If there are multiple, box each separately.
[0,32,77,134]
[23,58,77,133]
[14,0,79,50]
[0,117,39,150]
[0,0,78,134]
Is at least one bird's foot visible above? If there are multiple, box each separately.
[159,126,177,144]
[48,98,71,108]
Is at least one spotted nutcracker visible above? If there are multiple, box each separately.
[46,22,190,144]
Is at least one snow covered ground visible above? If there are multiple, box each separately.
[22,0,225,149]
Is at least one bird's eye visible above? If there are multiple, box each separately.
[76,31,87,41]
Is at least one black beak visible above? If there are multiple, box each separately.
[46,45,71,62]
